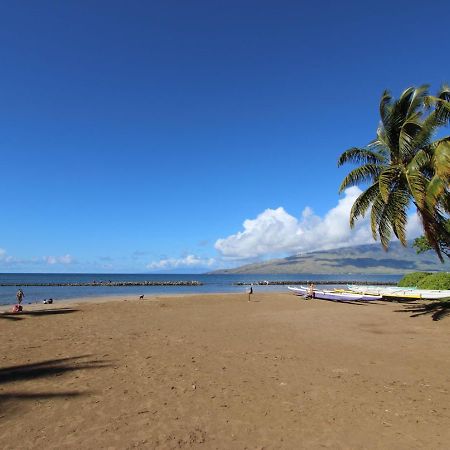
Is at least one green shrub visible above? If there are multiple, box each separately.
[417,273,450,290]
[398,272,431,287]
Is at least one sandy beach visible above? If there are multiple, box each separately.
[1,292,450,449]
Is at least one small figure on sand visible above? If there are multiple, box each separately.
[307,283,315,299]
[12,304,22,313]
[12,289,24,313]
[139,295,144,300]
[16,289,24,304]
[247,285,253,302]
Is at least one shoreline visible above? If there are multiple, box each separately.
[0,291,240,312]
[0,279,399,287]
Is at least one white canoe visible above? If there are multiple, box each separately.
[288,286,381,301]
[347,285,450,300]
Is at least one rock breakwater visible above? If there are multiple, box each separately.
[0,281,203,287]
[233,280,397,286]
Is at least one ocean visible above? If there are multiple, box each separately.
[0,273,402,305]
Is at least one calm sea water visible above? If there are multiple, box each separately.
[0,273,402,305]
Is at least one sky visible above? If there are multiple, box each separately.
[0,0,449,273]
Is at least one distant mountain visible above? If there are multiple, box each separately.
[210,242,449,275]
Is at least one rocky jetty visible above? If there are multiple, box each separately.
[0,280,203,287]
[233,280,397,286]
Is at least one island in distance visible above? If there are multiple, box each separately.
[210,242,450,275]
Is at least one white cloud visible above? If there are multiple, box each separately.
[147,254,216,270]
[214,187,421,260]
[44,256,57,265]
[405,212,423,239]
[43,254,74,265]
[0,249,24,265]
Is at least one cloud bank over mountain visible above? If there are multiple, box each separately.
[0,189,424,273]
[215,187,422,261]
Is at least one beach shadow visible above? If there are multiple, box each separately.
[0,314,24,321]
[382,298,419,304]
[339,301,371,306]
[0,355,112,415]
[0,391,84,401]
[333,300,389,306]
[396,300,450,321]
[1,307,79,319]
[0,355,110,384]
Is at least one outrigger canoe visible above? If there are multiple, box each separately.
[347,285,450,300]
[287,286,382,302]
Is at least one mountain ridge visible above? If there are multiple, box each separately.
[210,242,449,275]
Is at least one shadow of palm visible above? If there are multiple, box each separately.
[396,299,450,321]
[1,308,79,318]
[0,355,113,415]
[0,355,111,384]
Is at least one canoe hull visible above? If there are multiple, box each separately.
[287,286,381,302]
[348,285,450,300]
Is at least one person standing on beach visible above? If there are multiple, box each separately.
[16,289,24,304]
[248,286,253,302]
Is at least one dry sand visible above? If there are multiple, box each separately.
[1,292,450,449]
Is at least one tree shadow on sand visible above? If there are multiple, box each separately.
[0,355,112,416]
[395,300,450,321]
[0,314,24,321]
[0,307,79,320]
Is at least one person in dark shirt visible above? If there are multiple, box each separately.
[16,289,24,304]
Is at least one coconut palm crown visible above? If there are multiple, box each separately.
[338,85,450,261]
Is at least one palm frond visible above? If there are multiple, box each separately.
[408,149,432,172]
[377,201,393,249]
[349,183,380,228]
[426,177,448,211]
[389,190,410,245]
[339,164,381,193]
[432,138,450,179]
[337,147,386,167]
[422,138,450,211]
[374,189,410,248]
[399,116,424,160]
[411,109,443,150]
[370,194,385,241]
[378,166,401,202]
[405,85,429,118]
[417,207,446,262]
[387,86,429,161]
[379,90,392,125]
[405,167,427,209]
[425,85,450,125]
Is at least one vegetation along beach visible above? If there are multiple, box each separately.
[1,1,449,449]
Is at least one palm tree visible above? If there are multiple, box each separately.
[338,85,450,261]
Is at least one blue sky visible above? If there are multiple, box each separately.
[0,0,449,273]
